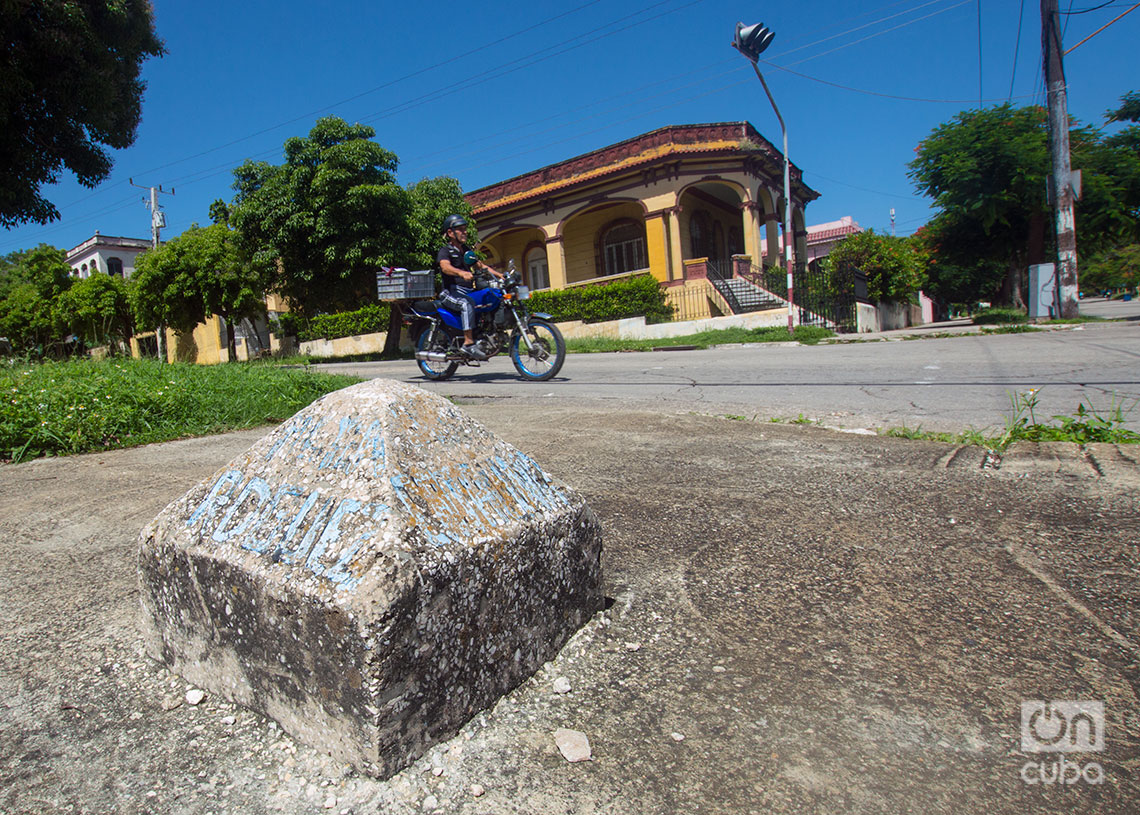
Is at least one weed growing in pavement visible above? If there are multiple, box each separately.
[981,325,1042,335]
[0,357,363,463]
[881,390,1139,451]
[996,389,1140,447]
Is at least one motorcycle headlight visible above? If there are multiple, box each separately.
[516,285,530,300]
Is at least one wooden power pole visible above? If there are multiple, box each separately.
[1041,0,1080,317]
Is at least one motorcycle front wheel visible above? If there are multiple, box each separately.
[510,318,566,381]
[416,326,458,381]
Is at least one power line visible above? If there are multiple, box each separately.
[977,0,984,107]
[127,0,615,180]
[783,0,972,67]
[1061,1,1119,13]
[760,59,1037,104]
[1008,0,1026,101]
[1063,2,1140,53]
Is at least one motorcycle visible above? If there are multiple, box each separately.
[406,259,566,382]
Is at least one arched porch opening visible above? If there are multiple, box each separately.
[677,180,747,277]
[560,200,647,285]
[476,225,546,284]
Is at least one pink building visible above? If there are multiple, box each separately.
[760,216,862,266]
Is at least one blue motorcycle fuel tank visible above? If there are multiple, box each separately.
[435,287,504,330]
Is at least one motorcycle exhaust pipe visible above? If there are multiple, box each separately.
[416,351,449,362]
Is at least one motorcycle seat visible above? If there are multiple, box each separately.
[412,299,441,312]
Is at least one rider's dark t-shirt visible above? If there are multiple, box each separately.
[435,243,473,295]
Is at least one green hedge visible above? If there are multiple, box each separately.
[527,274,674,324]
[274,303,392,343]
[972,307,1028,325]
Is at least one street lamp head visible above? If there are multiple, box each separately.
[733,21,775,62]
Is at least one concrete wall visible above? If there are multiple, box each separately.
[292,307,789,360]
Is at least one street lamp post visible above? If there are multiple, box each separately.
[733,22,795,333]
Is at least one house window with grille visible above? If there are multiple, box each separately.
[107,257,124,277]
[601,221,647,276]
[525,245,549,289]
[729,226,744,256]
[689,211,710,259]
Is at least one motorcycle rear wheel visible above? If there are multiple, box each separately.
[416,326,458,381]
[510,318,565,381]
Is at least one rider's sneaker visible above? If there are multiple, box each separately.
[460,343,487,361]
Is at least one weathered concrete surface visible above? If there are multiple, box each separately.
[137,380,602,778]
[1,401,1138,814]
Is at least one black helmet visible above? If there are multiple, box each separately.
[442,214,468,233]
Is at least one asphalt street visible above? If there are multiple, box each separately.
[314,318,1140,437]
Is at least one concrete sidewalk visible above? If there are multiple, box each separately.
[1,401,1138,814]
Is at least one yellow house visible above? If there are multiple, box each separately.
[468,122,819,319]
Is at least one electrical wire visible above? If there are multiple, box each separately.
[1062,1,1118,14]
[1064,2,1140,53]
[760,59,1037,104]
[977,0,984,107]
[1008,0,1026,101]
[782,0,972,68]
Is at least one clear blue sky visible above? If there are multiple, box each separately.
[3,0,1137,255]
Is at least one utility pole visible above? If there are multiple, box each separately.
[890,208,896,238]
[1041,0,1080,317]
[130,178,175,361]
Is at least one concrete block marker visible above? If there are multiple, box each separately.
[137,379,603,778]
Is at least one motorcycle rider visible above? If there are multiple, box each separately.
[436,214,503,360]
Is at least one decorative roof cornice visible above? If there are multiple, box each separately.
[467,122,819,215]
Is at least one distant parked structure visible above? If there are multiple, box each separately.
[66,232,152,279]
[760,216,863,267]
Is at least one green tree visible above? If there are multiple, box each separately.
[1106,90,1140,126]
[0,1,165,226]
[0,244,74,300]
[910,102,1140,307]
[908,105,1050,308]
[0,284,57,355]
[0,245,74,356]
[821,229,924,303]
[1082,243,1140,294]
[402,176,473,269]
[54,273,134,351]
[229,117,412,317]
[132,224,267,360]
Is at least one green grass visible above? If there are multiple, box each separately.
[980,324,1042,335]
[881,390,1139,450]
[565,324,834,353]
[972,307,1028,325]
[0,357,363,463]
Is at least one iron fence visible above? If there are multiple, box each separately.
[664,284,730,322]
[666,260,864,332]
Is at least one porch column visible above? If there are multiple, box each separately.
[741,201,763,268]
[644,211,670,284]
[545,235,568,290]
[793,207,808,267]
[764,211,781,269]
[667,207,684,283]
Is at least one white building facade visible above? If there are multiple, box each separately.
[66,233,152,279]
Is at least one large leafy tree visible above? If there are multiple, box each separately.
[54,273,134,351]
[229,117,412,317]
[132,224,267,360]
[0,245,74,355]
[402,176,473,269]
[0,0,165,227]
[908,105,1050,308]
[820,229,924,303]
[909,101,1140,308]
